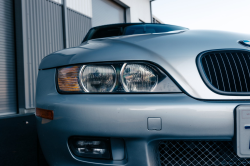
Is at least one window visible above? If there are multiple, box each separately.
[83,23,188,42]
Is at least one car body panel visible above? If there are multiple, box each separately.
[37,29,250,165]
[39,30,250,100]
[36,69,249,165]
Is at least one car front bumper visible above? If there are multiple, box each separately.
[36,69,248,166]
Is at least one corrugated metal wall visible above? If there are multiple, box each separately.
[0,0,17,115]
[67,8,92,48]
[67,0,92,18]
[19,0,91,109]
[23,0,64,108]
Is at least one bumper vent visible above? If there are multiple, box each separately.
[197,50,250,95]
[158,141,250,166]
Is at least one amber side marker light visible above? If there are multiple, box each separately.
[36,108,54,120]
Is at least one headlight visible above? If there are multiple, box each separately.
[121,63,158,92]
[57,62,181,93]
[79,65,117,92]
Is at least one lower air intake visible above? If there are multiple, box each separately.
[158,141,250,166]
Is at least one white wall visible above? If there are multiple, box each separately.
[119,0,151,23]
[51,0,151,23]
[92,0,124,27]
[51,0,92,18]
[67,0,92,17]
[51,0,62,4]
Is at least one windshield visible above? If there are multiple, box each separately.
[83,24,188,42]
[124,24,186,35]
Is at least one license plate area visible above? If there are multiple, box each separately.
[236,105,250,158]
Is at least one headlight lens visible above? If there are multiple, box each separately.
[79,65,116,92]
[121,63,158,92]
[57,62,181,93]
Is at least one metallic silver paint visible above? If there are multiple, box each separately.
[37,30,250,165]
[39,30,250,100]
[36,69,249,165]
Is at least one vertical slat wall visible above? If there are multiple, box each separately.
[67,8,92,48]
[23,0,64,108]
[19,0,92,109]
[0,0,17,115]
[67,0,92,18]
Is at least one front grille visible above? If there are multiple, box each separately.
[157,141,250,166]
[197,50,250,95]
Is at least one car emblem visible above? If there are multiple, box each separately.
[239,40,250,47]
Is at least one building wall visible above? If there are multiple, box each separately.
[20,0,64,109]
[153,15,163,24]
[1,0,152,114]
[51,0,92,17]
[51,0,151,23]
[67,0,92,18]
[120,0,151,23]
[15,0,92,111]
[0,0,17,115]
[67,8,92,47]
[17,0,151,110]
[92,0,125,27]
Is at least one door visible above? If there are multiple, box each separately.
[92,0,125,27]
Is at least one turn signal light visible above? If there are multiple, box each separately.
[57,66,82,92]
[36,108,54,120]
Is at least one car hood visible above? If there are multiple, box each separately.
[40,30,250,100]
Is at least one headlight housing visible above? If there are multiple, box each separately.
[57,62,181,93]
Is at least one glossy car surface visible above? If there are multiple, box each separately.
[36,23,250,166]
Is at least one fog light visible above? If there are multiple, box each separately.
[77,140,101,146]
[69,137,111,159]
[78,148,106,154]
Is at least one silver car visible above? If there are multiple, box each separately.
[36,23,250,166]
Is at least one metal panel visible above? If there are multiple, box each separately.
[23,0,64,109]
[92,0,125,27]
[67,0,92,18]
[67,8,92,48]
[51,0,62,4]
[0,0,17,115]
